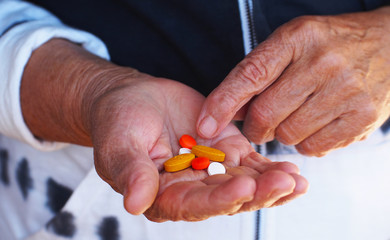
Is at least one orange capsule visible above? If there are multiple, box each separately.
[191,157,210,170]
[179,134,197,149]
[191,145,225,162]
[164,153,195,172]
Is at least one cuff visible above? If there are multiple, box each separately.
[0,1,110,151]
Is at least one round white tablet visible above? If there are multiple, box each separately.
[207,162,226,176]
[179,148,192,155]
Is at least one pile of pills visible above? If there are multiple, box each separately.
[164,134,226,176]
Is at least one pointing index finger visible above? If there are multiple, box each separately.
[197,32,295,139]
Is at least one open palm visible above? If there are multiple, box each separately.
[88,72,308,221]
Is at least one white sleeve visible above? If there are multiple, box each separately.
[0,0,110,151]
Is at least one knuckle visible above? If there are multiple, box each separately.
[362,104,379,125]
[243,127,275,145]
[250,103,276,128]
[350,111,378,136]
[284,15,326,40]
[315,49,349,71]
[276,133,295,146]
[235,57,268,90]
[243,104,278,144]
[209,88,240,112]
[275,123,300,146]
[291,16,320,30]
[273,15,328,57]
[340,75,362,94]
[292,15,325,32]
[243,131,261,145]
[347,99,379,130]
[296,138,323,157]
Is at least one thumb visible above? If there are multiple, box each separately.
[119,148,160,215]
[197,33,294,138]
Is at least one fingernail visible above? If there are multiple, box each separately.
[199,115,218,138]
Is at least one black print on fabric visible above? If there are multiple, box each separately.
[97,217,120,240]
[46,178,73,214]
[16,158,33,199]
[381,118,390,134]
[0,149,10,185]
[46,211,76,237]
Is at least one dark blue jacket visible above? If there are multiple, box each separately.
[27,0,390,95]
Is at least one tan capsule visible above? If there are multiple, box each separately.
[191,145,225,162]
[164,153,195,172]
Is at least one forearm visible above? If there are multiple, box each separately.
[20,38,136,146]
[0,0,109,150]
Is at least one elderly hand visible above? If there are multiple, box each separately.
[197,6,390,156]
[21,39,308,221]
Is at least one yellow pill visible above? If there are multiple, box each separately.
[191,145,225,162]
[164,153,195,172]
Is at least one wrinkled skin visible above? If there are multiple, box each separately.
[21,39,308,222]
[89,74,308,221]
[197,7,390,156]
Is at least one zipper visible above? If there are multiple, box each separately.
[238,0,258,55]
[238,1,264,240]
[254,209,261,240]
[251,142,265,240]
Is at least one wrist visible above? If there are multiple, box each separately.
[21,38,137,146]
[80,62,141,145]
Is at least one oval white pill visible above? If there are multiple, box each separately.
[207,162,226,176]
[179,148,192,155]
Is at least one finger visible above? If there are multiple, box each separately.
[206,127,255,167]
[274,71,363,146]
[148,133,174,171]
[202,174,233,185]
[242,59,316,144]
[241,151,300,175]
[145,175,256,222]
[118,145,160,215]
[226,153,307,211]
[274,89,345,146]
[227,166,260,178]
[270,173,309,207]
[238,170,296,212]
[197,32,295,139]
[233,101,252,120]
[295,112,372,156]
